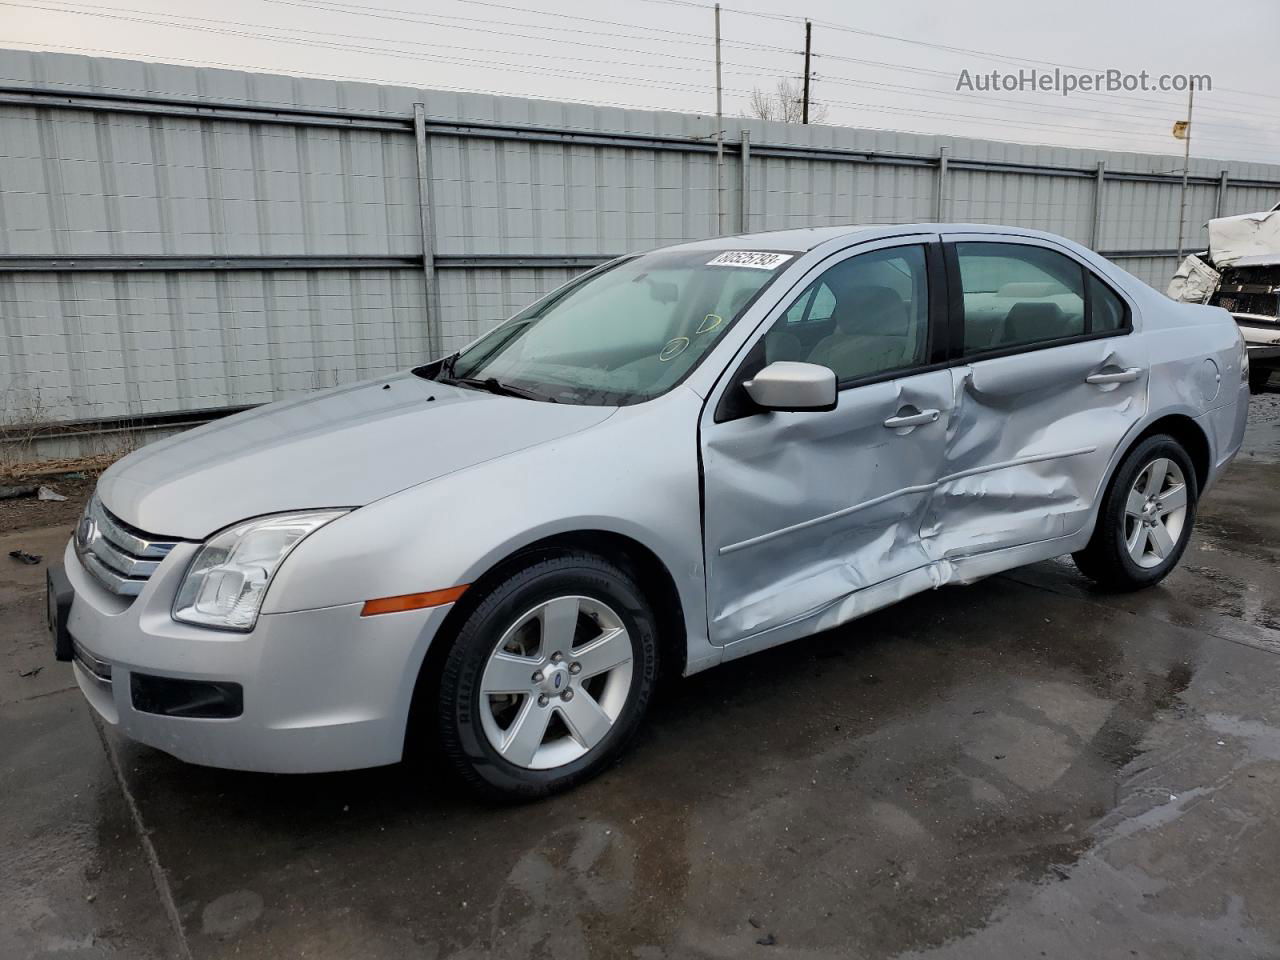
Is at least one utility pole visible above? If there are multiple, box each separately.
[1175,85,1195,263]
[714,2,724,234]
[801,19,812,124]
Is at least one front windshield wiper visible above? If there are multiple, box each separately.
[446,376,556,402]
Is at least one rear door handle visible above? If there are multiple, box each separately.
[1086,366,1142,384]
[883,408,940,429]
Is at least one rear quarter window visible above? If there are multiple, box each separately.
[1088,273,1128,333]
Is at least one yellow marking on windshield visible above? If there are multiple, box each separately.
[659,337,690,361]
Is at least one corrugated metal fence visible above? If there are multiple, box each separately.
[2,49,1279,440]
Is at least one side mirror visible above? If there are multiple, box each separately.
[743,361,837,412]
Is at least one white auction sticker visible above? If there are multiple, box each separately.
[705,251,794,270]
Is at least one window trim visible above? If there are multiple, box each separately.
[785,281,826,326]
[942,237,1134,364]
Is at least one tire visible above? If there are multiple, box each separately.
[1072,434,1198,591]
[437,551,659,800]
[1249,365,1271,393]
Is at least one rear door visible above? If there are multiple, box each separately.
[701,236,952,645]
[925,235,1148,559]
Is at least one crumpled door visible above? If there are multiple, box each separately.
[924,335,1149,560]
[702,369,953,646]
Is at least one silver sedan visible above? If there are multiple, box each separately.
[50,224,1249,798]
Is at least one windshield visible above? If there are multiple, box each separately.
[435,248,797,404]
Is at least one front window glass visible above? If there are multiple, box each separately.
[437,249,797,404]
[763,245,930,382]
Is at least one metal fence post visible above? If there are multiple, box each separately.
[739,130,751,233]
[934,146,949,221]
[1216,169,1230,218]
[1091,161,1106,249]
[412,103,443,359]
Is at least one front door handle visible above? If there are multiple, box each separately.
[1086,366,1143,384]
[883,408,940,429]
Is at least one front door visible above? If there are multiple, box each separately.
[925,236,1149,558]
[701,238,951,646]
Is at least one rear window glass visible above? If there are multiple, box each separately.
[956,243,1085,354]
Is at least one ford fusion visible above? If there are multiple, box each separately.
[48,224,1249,798]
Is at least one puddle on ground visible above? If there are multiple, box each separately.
[1241,391,1280,464]
[106,575,1261,959]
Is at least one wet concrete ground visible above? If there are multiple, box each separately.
[4,395,1280,960]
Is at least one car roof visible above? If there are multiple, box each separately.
[662,223,1072,255]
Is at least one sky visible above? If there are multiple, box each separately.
[3,0,1279,166]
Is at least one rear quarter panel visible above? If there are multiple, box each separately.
[1094,298,1246,510]
[1145,301,1243,417]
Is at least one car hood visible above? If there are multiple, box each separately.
[98,374,616,539]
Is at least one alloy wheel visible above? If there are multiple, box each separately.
[477,595,634,770]
[1122,457,1189,569]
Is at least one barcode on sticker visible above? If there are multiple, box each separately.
[706,251,794,270]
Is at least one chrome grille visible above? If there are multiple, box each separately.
[75,496,182,597]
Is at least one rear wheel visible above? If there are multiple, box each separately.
[437,552,658,799]
[1073,434,1198,591]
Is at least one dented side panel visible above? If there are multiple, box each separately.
[693,224,1245,666]
[926,335,1149,558]
[702,370,952,645]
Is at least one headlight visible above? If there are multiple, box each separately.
[1239,330,1250,383]
[172,510,348,631]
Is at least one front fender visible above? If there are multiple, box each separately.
[262,391,712,665]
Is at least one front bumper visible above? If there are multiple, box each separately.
[59,538,451,773]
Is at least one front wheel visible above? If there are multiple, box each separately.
[437,552,659,799]
[1072,434,1198,591]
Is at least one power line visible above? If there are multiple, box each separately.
[810,91,1261,152]
[426,0,1280,151]
[810,54,1277,127]
[256,0,803,70]
[6,0,777,65]
[810,72,1278,140]
[12,36,1280,164]
[0,1,1233,152]
[268,0,798,56]
[13,0,1275,141]
[8,0,1278,161]
[27,0,1273,132]
[638,0,802,23]
[1,2,787,100]
[3,0,792,82]
[0,39,714,115]
[806,15,1280,106]
[637,0,1280,107]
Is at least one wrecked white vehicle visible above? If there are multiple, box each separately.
[51,224,1247,798]
[1170,202,1280,391]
